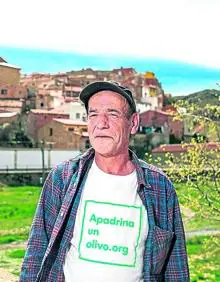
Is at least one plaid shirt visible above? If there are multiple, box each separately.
[20,148,189,282]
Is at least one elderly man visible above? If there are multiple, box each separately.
[20,81,189,281]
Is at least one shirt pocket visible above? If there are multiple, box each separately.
[151,225,174,275]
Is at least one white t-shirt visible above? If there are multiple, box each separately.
[63,160,148,282]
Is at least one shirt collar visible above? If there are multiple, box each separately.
[128,149,147,189]
[80,147,147,189]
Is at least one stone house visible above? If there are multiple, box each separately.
[0,57,21,85]
[141,72,164,110]
[140,109,184,139]
[0,58,28,113]
[0,112,17,125]
[0,100,25,113]
[132,109,184,152]
[36,87,64,110]
[50,102,87,122]
[38,118,89,150]
[27,109,69,142]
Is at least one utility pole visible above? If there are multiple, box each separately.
[40,139,46,183]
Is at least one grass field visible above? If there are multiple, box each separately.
[0,186,41,242]
[0,185,219,280]
[188,236,220,281]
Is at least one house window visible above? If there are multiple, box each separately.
[76,113,80,119]
[68,128,74,132]
[40,102,44,108]
[72,91,79,97]
[85,139,90,149]
[49,128,53,136]
[155,127,162,133]
[145,127,153,134]
[1,89,8,95]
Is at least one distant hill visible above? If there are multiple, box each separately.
[173,89,220,106]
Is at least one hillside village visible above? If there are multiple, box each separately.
[0,56,219,157]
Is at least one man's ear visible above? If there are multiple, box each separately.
[130,113,139,135]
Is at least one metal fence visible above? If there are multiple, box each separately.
[0,148,81,172]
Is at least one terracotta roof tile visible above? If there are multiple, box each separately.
[30,109,68,115]
[152,143,220,153]
[0,100,23,107]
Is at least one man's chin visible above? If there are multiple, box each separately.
[91,142,114,157]
[92,146,113,157]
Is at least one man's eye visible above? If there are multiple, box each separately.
[88,114,97,118]
[109,113,119,118]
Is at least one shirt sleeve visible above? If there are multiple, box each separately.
[164,186,190,281]
[19,166,63,282]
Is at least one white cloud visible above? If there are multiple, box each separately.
[1,0,220,68]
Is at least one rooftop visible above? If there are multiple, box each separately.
[0,62,21,70]
[140,109,172,117]
[0,112,17,118]
[0,57,7,63]
[0,100,23,108]
[53,118,87,126]
[152,143,220,153]
[49,102,84,114]
[30,109,69,115]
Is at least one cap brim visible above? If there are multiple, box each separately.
[79,81,129,105]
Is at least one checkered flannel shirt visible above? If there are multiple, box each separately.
[20,148,189,281]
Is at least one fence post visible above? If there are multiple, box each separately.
[40,140,46,182]
[14,149,17,170]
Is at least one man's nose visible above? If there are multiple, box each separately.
[96,113,109,129]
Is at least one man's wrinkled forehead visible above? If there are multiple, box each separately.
[87,90,128,108]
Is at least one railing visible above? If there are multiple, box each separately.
[0,167,52,174]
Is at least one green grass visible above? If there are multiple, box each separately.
[1,184,219,236]
[0,248,26,277]
[0,186,41,234]
[187,236,220,281]
[7,249,26,259]
[175,183,220,231]
[0,186,41,277]
[184,217,220,232]
[0,234,28,244]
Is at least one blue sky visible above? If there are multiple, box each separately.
[1,46,220,96]
[1,0,220,96]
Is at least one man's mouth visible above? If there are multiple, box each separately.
[95,136,112,139]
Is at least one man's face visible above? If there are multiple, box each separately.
[87,91,138,157]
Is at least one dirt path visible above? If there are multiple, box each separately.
[0,242,26,282]
[0,269,18,282]
[0,242,27,251]
[186,229,220,238]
